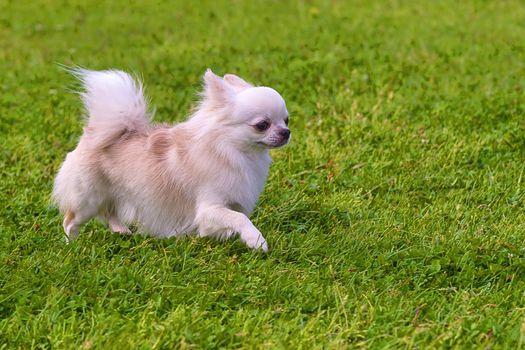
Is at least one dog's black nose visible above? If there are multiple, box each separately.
[279,128,291,139]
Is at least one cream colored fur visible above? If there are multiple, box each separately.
[52,68,290,252]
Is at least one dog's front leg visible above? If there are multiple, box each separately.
[195,205,268,252]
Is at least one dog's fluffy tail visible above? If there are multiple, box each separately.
[71,68,150,147]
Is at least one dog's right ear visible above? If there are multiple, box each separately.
[223,74,253,93]
[202,69,234,108]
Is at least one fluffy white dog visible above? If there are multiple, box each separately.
[53,68,290,252]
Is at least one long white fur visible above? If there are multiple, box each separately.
[52,68,290,252]
[73,68,150,148]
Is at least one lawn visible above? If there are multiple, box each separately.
[1,0,525,348]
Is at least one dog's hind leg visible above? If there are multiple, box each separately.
[107,215,131,234]
[62,205,98,243]
[101,205,131,234]
[63,210,77,242]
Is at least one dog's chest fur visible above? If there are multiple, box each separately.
[100,127,272,237]
[222,151,271,215]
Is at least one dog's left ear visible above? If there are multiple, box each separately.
[223,74,253,93]
[202,69,234,108]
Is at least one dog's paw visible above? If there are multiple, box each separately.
[259,239,269,253]
[108,218,131,234]
[242,230,268,253]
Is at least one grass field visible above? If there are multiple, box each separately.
[1,0,525,348]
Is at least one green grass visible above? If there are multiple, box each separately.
[1,0,525,348]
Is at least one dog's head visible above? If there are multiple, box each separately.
[198,69,290,150]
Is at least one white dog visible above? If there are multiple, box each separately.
[52,68,290,252]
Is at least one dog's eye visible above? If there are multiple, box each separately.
[254,121,270,132]
[284,117,289,126]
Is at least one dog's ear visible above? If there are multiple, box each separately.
[202,69,234,108]
[223,74,253,92]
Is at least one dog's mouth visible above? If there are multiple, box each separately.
[257,138,290,149]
